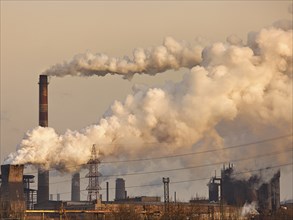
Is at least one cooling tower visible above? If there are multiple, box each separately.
[0,164,25,219]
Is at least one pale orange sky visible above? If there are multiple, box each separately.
[1,1,292,201]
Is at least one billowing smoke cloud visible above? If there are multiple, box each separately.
[43,37,203,79]
[5,23,292,175]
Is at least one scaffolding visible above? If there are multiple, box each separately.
[23,175,37,210]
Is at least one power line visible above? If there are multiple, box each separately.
[48,147,292,185]
[54,162,292,196]
[23,133,292,175]
[100,133,293,164]
[85,148,293,178]
[119,162,293,190]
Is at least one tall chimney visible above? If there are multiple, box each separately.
[37,75,49,204]
[71,172,80,201]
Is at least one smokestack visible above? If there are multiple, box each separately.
[71,172,80,201]
[106,182,109,202]
[37,75,49,205]
[174,191,176,203]
[39,75,48,127]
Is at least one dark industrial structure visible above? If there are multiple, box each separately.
[162,177,170,213]
[207,176,220,202]
[71,172,80,202]
[208,164,281,214]
[0,164,26,219]
[115,178,126,201]
[86,145,102,202]
[23,174,37,209]
[106,181,109,202]
[257,170,280,214]
[38,75,49,205]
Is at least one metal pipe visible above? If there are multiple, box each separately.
[37,75,49,205]
[174,191,176,203]
[25,210,111,214]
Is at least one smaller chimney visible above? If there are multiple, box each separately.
[39,75,48,127]
[174,191,176,203]
[106,182,109,202]
[71,172,80,201]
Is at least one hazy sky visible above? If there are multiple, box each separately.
[1,1,292,201]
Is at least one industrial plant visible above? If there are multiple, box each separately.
[0,75,292,220]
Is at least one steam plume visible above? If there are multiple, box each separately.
[241,202,259,217]
[43,37,203,79]
[5,24,292,174]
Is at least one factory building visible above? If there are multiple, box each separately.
[257,171,280,214]
[208,164,280,214]
[0,164,26,219]
[113,178,161,203]
[207,176,220,203]
[221,164,257,206]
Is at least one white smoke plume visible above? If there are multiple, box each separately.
[43,37,203,79]
[5,24,292,174]
[241,202,259,217]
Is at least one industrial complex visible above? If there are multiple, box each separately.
[0,162,292,219]
[0,75,292,220]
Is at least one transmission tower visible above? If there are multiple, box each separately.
[86,144,102,202]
